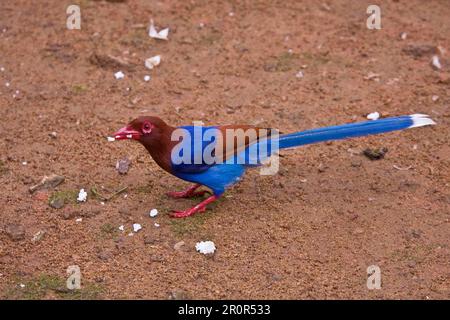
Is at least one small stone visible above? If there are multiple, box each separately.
[295,70,304,79]
[29,174,65,193]
[367,112,380,121]
[97,250,112,261]
[145,55,161,70]
[50,197,65,209]
[351,160,362,167]
[353,227,364,235]
[431,55,442,70]
[114,71,125,79]
[174,241,185,250]
[144,234,158,245]
[133,223,142,232]
[31,230,45,243]
[116,157,131,175]
[149,208,158,217]
[363,147,388,160]
[77,189,87,202]
[5,224,25,241]
[60,209,76,219]
[169,289,191,300]
[407,260,416,268]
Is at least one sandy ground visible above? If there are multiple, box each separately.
[0,0,449,299]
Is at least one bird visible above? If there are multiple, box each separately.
[110,114,435,218]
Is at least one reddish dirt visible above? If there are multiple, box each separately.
[0,0,449,299]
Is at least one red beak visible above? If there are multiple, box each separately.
[110,125,141,141]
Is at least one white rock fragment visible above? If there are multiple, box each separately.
[149,19,169,40]
[364,72,381,81]
[5,82,10,87]
[107,136,115,142]
[0,67,4,72]
[75,218,82,222]
[144,75,151,82]
[19,283,25,288]
[145,55,161,70]
[149,208,158,218]
[431,55,442,70]
[195,241,216,255]
[432,95,439,102]
[133,223,142,232]
[118,225,124,231]
[154,222,160,228]
[367,112,380,121]
[114,71,125,79]
[77,188,88,202]
[400,32,407,40]
[22,161,27,165]
[128,232,134,237]
[295,71,304,79]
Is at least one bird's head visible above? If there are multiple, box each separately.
[110,116,169,145]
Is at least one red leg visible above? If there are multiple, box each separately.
[167,184,211,199]
[170,195,220,218]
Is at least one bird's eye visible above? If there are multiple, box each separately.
[142,122,152,134]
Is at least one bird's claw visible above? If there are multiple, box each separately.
[170,206,206,218]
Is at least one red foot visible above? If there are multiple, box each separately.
[170,195,219,218]
[166,184,211,199]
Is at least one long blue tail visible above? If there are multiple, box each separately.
[279,114,435,149]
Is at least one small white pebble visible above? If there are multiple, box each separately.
[128,232,134,237]
[154,222,160,228]
[0,67,4,72]
[19,283,25,288]
[118,225,124,231]
[432,95,439,102]
[295,71,304,79]
[367,112,380,121]
[431,55,442,70]
[148,20,169,40]
[107,136,115,142]
[5,82,10,87]
[123,194,128,198]
[400,32,407,40]
[15,90,19,95]
[77,188,88,202]
[126,134,132,139]
[21,161,27,165]
[199,22,205,28]
[149,208,158,217]
[100,201,105,205]
[133,223,142,232]
[114,71,125,79]
[144,75,151,82]
[75,218,82,222]
[145,55,161,70]
[195,241,216,255]
[228,12,235,16]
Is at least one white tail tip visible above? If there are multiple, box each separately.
[409,114,436,128]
